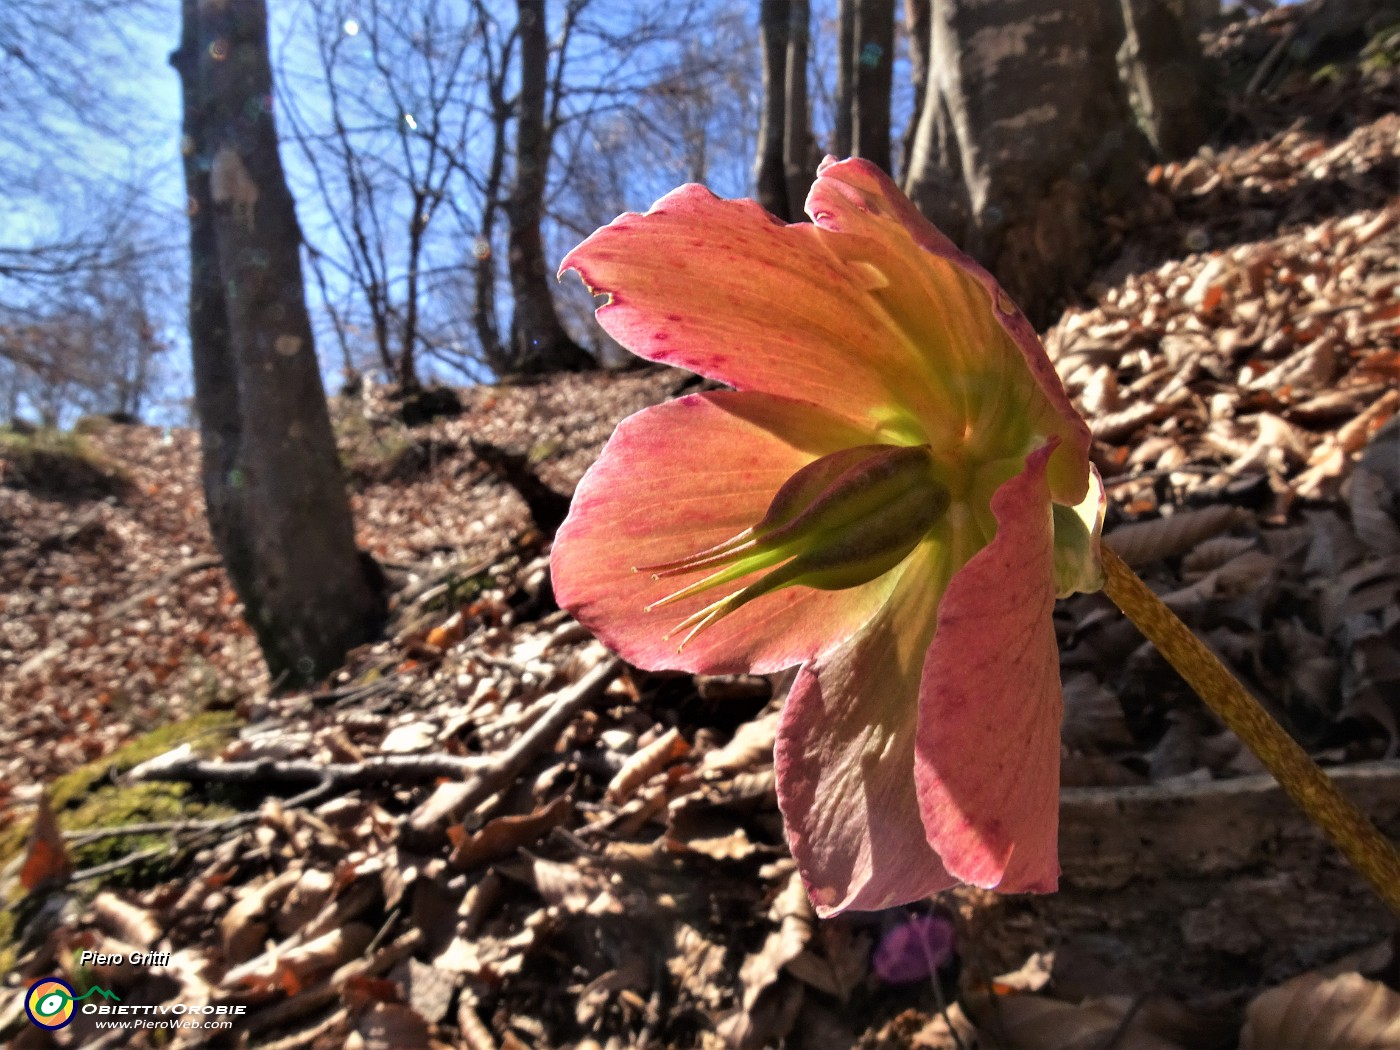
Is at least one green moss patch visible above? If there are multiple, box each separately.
[0,426,129,500]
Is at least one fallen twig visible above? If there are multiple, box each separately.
[98,554,222,622]
[408,655,622,834]
[64,813,260,845]
[70,845,172,883]
[124,657,622,834]
[127,748,494,790]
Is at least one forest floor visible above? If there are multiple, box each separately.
[2,4,1400,1048]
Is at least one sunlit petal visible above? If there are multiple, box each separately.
[807,157,1093,504]
[914,444,1063,891]
[775,540,957,916]
[551,391,903,675]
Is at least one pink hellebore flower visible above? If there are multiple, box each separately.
[552,158,1104,916]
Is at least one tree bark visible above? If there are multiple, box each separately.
[834,0,855,157]
[506,0,594,375]
[474,0,511,374]
[172,0,386,687]
[905,0,1144,328]
[783,0,817,217]
[1117,0,1221,159]
[900,0,931,179]
[852,0,895,173]
[755,0,792,220]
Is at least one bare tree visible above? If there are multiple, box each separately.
[468,0,514,374]
[754,0,817,222]
[834,0,855,157]
[756,0,791,219]
[279,0,483,391]
[502,0,593,374]
[172,0,386,686]
[901,0,931,173]
[783,0,818,214]
[852,0,895,172]
[0,206,179,427]
[829,0,895,172]
[1118,0,1221,159]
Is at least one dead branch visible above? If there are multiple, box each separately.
[127,748,493,790]
[125,657,621,834]
[408,655,621,834]
[1059,759,1400,888]
[70,845,172,883]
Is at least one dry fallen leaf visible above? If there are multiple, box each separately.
[606,726,691,803]
[21,793,72,891]
[966,991,1190,1050]
[447,793,572,870]
[1241,971,1400,1049]
[1106,506,1249,567]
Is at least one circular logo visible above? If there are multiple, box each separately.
[25,978,76,1030]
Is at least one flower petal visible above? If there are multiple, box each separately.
[1053,463,1106,597]
[775,540,957,917]
[551,390,901,675]
[559,184,922,435]
[806,157,1093,505]
[914,443,1063,892]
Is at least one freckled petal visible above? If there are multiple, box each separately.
[807,157,1092,505]
[914,443,1063,892]
[559,184,944,439]
[551,390,899,675]
[775,541,956,917]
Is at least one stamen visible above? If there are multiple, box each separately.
[644,547,793,612]
[632,526,755,576]
[645,536,761,580]
[669,558,811,651]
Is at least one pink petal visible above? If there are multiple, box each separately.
[775,540,957,917]
[560,185,919,434]
[806,158,1092,506]
[914,443,1063,892]
[551,390,901,675]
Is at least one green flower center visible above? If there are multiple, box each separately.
[638,444,952,650]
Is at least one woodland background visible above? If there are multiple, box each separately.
[2,0,1400,1048]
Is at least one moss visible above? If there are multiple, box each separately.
[0,711,242,886]
[71,415,113,436]
[49,710,242,808]
[0,427,128,499]
[0,711,245,971]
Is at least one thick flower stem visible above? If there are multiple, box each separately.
[1100,544,1400,920]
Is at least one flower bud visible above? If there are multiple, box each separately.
[640,444,951,649]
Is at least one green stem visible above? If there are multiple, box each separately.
[1100,544,1400,920]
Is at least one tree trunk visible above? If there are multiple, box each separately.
[905,0,1144,327]
[900,0,931,179]
[834,0,855,157]
[475,14,511,375]
[172,0,386,688]
[783,0,817,217]
[476,108,507,374]
[852,0,895,173]
[1118,0,1221,159]
[400,189,425,392]
[755,0,792,220]
[506,0,593,375]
